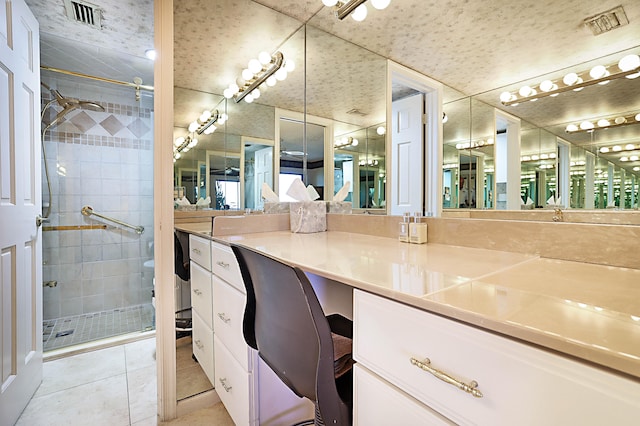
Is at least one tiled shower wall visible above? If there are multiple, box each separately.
[41,73,154,321]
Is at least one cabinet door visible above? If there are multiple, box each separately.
[190,261,213,329]
[192,309,214,387]
[354,364,454,426]
[213,276,251,371]
[214,335,254,426]
[189,235,211,270]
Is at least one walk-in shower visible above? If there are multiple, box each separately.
[40,69,155,352]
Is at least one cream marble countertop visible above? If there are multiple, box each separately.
[181,226,640,380]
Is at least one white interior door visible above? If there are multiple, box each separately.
[0,1,42,425]
[391,94,424,215]
[254,146,273,211]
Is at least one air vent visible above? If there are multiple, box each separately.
[346,108,368,116]
[584,5,628,36]
[64,0,102,29]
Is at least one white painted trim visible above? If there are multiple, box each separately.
[154,0,177,421]
[495,109,522,210]
[387,60,443,217]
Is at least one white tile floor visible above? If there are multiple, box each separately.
[17,337,158,426]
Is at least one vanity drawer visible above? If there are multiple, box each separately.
[212,242,244,292]
[189,235,211,270]
[353,289,640,425]
[214,335,255,426]
[353,364,453,426]
[190,261,213,329]
[192,309,215,387]
[213,275,252,371]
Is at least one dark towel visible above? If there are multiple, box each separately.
[332,332,354,378]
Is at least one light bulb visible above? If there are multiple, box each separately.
[204,125,216,135]
[229,83,239,94]
[219,113,228,124]
[266,76,277,86]
[625,144,635,150]
[351,3,367,21]
[376,126,386,135]
[597,119,610,127]
[223,88,234,99]
[620,156,629,162]
[322,0,338,6]
[442,113,448,123]
[566,124,579,132]
[589,65,607,79]
[351,138,359,146]
[242,68,254,81]
[579,121,594,130]
[275,68,288,81]
[572,77,584,91]
[531,155,539,161]
[188,138,198,148]
[248,58,262,74]
[612,145,622,152]
[563,72,578,86]
[630,156,639,161]
[618,54,640,72]
[371,0,391,9]
[499,91,514,103]
[615,116,626,124]
[200,110,211,122]
[145,49,156,61]
[175,152,181,159]
[251,88,261,99]
[174,137,184,147]
[636,113,640,122]
[284,59,295,72]
[244,94,254,103]
[188,121,199,133]
[258,51,272,65]
[519,86,533,97]
[539,80,554,92]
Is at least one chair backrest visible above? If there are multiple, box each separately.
[231,244,351,426]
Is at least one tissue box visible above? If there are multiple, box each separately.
[290,201,326,233]
[264,202,290,214]
[326,201,352,214]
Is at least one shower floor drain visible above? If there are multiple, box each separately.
[55,330,74,338]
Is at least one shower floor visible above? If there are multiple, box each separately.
[43,304,155,352]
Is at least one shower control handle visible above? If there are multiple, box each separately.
[36,215,49,227]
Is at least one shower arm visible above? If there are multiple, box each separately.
[81,206,144,235]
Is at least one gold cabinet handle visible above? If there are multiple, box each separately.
[194,339,204,350]
[219,377,232,392]
[216,260,229,269]
[410,357,483,398]
[192,248,202,255]
[193,289,203,296]
[217,312,231,324]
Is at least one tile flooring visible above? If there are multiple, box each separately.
[43,304,155,352]
[16,337,234,426]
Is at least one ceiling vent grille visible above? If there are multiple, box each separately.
[346,108,368,116]
[64,0,102,29]
[584,6,628,36]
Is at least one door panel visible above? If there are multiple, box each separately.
[0,1,42,425]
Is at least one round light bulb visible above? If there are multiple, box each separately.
[188,138,198,148]
[499,91,514,103]
[636,113,640,122]
[229,83,240,94]
[275,68,288,81]
[572,77,584,91]
[531,155,539,161]
[597,119,610,127]
[248,58,262,74]
[615,116,626,124]
[442,113,448,123]
[566,124,579,132]
[204,125,216,135]
[618,54,640,72]
[589,65,607,79]
[223,88,234,99]
[351,3,367,21]
[630,156,639,161]
[145,49,156,61]
[612,145,622,152]
[634,167,640,171]
[370,0,391,9]
[284,59,296,72]
[258,51,272,65]
[266,76,277,86]
[487,138,494,145]
[539,80,554,92]
[174,152,181,159]
[352,138,359,146]
[620,156,629,162]
[174,137,184,147]
[244,94,254,103]
[519,86,533,97]
[625,144,635,150]
[188,121,199,133]
[563,72,579,86]
[251,88,261,99]
[219,113,228,124]
[242,68,254,81]
[376,126,386,135]
[322,0,338,6]
[579,121,594,130]
[200,110,211,122]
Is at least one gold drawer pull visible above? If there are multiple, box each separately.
[193,289,203,296]
[219,377,232,393]
[217,312,231,324]
[216,260,230,269]
[410,357,483,398]
[194,339,204,350]
[192,248,202,255]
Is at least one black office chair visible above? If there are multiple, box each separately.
[231,244,354,426]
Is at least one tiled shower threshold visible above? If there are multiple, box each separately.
[43,304,155,355]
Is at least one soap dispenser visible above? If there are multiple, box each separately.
[398,212,411,242]
[409,211,427,244]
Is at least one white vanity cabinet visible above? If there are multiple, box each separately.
[353,289,640,425]
[211,241,314,425]
[188,234,215,387]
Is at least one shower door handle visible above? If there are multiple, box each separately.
[36,215,49,227]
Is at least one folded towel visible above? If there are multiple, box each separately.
[331,332,354,378]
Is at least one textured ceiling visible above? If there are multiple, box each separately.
[26,0,640,173]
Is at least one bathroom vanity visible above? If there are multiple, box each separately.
[178,215,640,425]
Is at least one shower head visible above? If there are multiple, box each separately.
[40,82,105,130]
